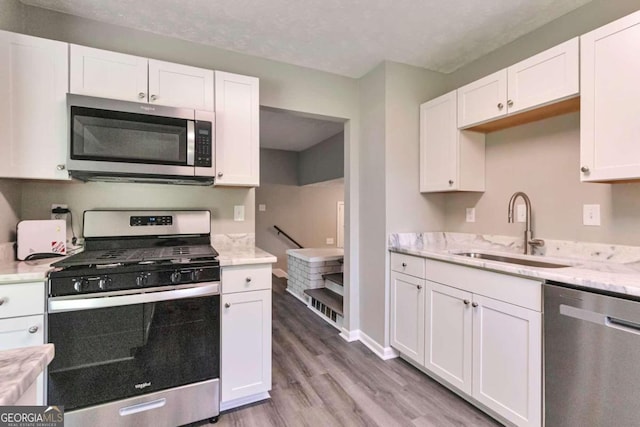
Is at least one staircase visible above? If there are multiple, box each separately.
[304,267,344,329]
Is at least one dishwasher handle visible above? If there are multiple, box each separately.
[607,316,640,335]
[560,304,640,336]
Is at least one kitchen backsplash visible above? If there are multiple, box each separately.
[389,232,640,264]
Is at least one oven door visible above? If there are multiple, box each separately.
[47,283,219,412]
[66,94,198,177]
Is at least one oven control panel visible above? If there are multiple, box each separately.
[130,215,173,226]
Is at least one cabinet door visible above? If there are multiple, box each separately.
[148,59,214,111]
[214,71,260,186]
[389,272,425,364]
[581,11,640,182]
[221,289,272,402]
[472,295,541,427]
[0,31,69,180]
[507,38,579,114]
[424,281,472,394]
[70,44,148,102]
[457,70,507,128]
[0,314,45,404]
[420,91,458,192]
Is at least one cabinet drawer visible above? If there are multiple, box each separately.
[0,314,45,350]
[390,253,426,278]
[222,264,272,294]
[425,259,541,311]
[0,282,45,319]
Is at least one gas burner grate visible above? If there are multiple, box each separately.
[172,247,191,255]
[96,249,128,260]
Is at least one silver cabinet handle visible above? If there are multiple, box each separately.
[217,172,223,178]
[507,99,514,107]
[463,299,470,305]
[416,285,422,290]
[448,180,454,185]
[401,262,407,267]
[581,166,590,173]
[246,277,252,283]
[472,302,479,308]
[0,297,5,306]
[138,92,146,99]
[150,94,157,101]
[28,326,38,334]
[497,103,504,110]
[56,164,66,171]
[224,303,231,308]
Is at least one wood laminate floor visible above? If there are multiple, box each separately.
[216,277,502,427]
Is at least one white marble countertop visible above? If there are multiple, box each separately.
[216,245,277,266]
[389,232,640,298]
[0,344,54,405]
[286,248,344,262]
[0,258,57,285]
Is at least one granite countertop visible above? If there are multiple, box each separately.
[0,344,54,405]
[389,232,640,298]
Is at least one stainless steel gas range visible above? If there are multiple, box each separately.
[46,210,220,427]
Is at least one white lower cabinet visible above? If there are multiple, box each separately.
[472,295,541,427]
[390,272,425,365]
[424,281,472,395]
[0,280,46,405]
[390,255,542,427]
[220,264,272,409]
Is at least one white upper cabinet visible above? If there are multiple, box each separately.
[507,38,579,114]
[148,59,213,110]
[70,45,148,103]
[0,31,69,180]
[457,70,508,128]
[70,45,214,111]
[214,71,260,187]
[420,91,485,192]
[580,11,640,182]
[458,38,579,129]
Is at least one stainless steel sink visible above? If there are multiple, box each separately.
[454,252,570,269]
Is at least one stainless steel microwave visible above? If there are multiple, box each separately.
[66,94,215,185]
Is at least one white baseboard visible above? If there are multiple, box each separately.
[220,392,270,412]
[357,331,399,360]
[339,328,360,342]
[272,268,288,279]
[285,288,308,305]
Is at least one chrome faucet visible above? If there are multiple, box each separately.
[507,191,544,255]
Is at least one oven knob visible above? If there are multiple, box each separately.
[192,269,202,281]
[98,277,112,290]
[136,274,149,287]
[73,278,88,293]
[170,271,182,284]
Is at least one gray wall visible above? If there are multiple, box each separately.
[255,182,344,272]
[298,132,344,185]
[260,149,298,186]
[0,180,22,242]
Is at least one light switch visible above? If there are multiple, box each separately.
[466,208,475,223]
[517,204,526,222]
[583,204,601,226]
[258,204,266,212]
[234,205,245,222]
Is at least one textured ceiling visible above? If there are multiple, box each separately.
[260,109,343,152]
[20,0,592,77]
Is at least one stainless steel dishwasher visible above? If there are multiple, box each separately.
[544,282,640,426]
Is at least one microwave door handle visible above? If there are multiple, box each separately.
[187,121,195,166]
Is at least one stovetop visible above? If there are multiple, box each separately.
[52,244,219,268]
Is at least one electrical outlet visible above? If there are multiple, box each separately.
[233,205,245,222]
[465,208,475,223]
[258,204,266,212]
[326,237,334,245]
[583,204,601,226]
[517,204,526,222]
[51,204,68,220]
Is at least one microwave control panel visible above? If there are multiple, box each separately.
[195,121,212,167]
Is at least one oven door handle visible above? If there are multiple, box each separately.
[48,282,220,313]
